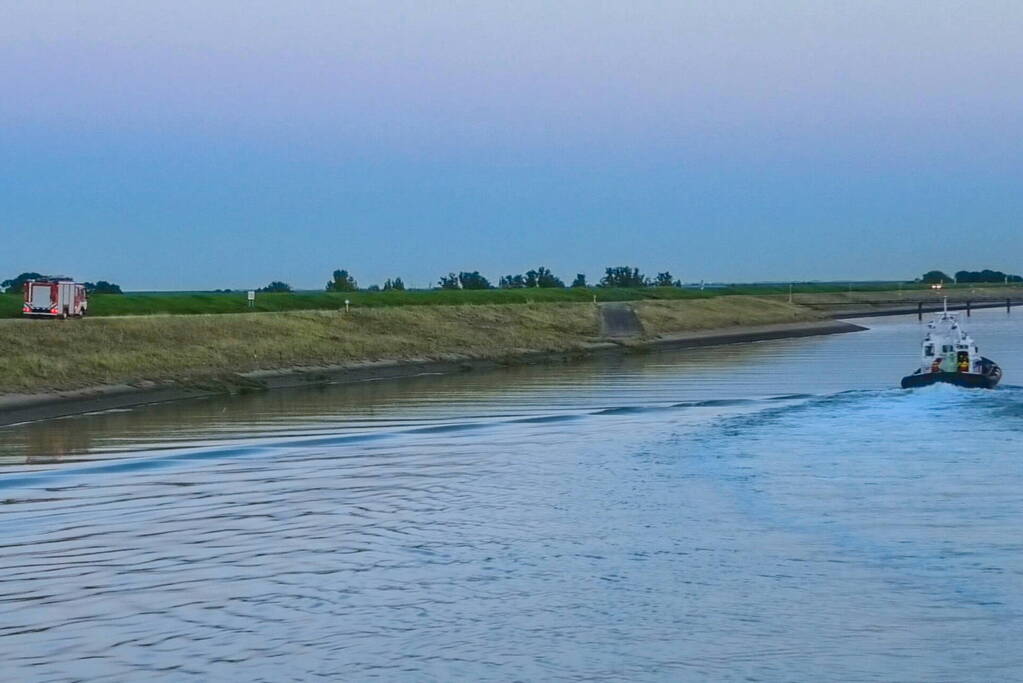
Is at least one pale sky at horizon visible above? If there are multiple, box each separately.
[2,1,1021,290]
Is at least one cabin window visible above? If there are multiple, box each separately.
[924,344,934,356]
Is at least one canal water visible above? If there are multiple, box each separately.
[2,310,1022,681]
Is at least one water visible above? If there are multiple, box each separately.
[2,309,1022,681]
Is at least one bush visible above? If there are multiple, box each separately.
[2,272,53,294]
[258,281,293,293]
[526,267,564,288]
[441,271,493,290]
[501,267,564,288]
[600,266,648,288]
[653,272,680,287]
[326,269,358,292]
[920,270,952,284]
[499,275,527,289]
[85,280,123,294]
[954,269,1022,283]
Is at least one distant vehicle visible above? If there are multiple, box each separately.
[22,280,88,319]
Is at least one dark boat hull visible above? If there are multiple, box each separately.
[901,368,1001,389]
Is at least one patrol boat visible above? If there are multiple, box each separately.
[901,299,1002,389]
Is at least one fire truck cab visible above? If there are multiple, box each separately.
[23,280,88,318]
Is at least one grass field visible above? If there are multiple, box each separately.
[0,286,709,318]
[2,281,1020,319]
[0,297,818,394]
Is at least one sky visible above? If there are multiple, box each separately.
[1,1,1021,290]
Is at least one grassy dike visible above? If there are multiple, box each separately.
[0,297,821,396]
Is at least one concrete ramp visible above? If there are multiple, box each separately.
[599,302,645,338]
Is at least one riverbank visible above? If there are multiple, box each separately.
[0,297,863,425]
[788,286,1023,312]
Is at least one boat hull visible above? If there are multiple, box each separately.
[901,369,1001,389]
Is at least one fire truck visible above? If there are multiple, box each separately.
[22,280,88,318]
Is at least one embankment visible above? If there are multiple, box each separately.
[789,286,1023,315]
[0,297,860,423]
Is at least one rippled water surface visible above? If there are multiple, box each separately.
[3,310,1023,681]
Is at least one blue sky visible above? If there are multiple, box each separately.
[2,1,1020,289]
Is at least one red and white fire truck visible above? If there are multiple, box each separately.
[22,280,88,318]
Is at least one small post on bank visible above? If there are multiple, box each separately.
[345,299,350,314]
[247,290,255,308]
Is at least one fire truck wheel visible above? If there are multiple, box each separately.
[61,308,68,320]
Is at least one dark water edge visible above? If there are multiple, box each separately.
[2,309,1022,681]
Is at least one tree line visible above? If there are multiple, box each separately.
[920,269,1022,284]
[435,266,683,290]
[256,266,688,293]
[1,272,123,294]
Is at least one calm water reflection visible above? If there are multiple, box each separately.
[2,310,1022,681]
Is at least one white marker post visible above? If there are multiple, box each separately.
[247,290,255,308]
[344,299,350,314]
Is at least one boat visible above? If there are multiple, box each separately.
[901,299,1002,389]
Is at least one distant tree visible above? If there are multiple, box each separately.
[599,266,648,288]
[258,281,293,293]
[382,277,405,291]
[326,269,358,292]
[653,271,676,287]
[499,274,527,289]
[2,272,49,294]
[921,270,952,284]
[85,281,123,294]
[438,273,460,289]
[458,271,492,290]
[366,284,381,292]
[570,273,587,288]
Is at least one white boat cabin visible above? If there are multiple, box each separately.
[919,307,981,374]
